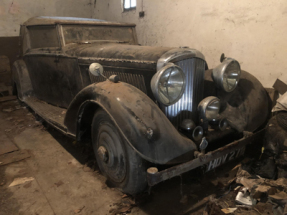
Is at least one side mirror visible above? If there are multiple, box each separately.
[220,53,226,63]
[89,63,104,76]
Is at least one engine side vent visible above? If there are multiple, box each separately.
[89,71,147,94]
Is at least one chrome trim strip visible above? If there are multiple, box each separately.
[79,57,156,65]
[157,48,205,71]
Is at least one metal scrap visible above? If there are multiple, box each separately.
[235,187,257,205]
[272,92,287,112]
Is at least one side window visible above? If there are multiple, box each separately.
[28,25,59,49]
[123,0,136,10]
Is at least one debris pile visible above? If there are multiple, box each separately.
[266,92,287,179]
[235,166,287,214]
[109,194,136,215]
[203,91,287,215]
[202,162,287,214]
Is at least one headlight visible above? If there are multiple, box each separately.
[212,58,241,92]
[198,96,220,121]
[151,63,185,106]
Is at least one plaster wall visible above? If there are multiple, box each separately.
[0,0,95,37]
[94,0,287,87]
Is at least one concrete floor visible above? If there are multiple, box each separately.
[0,98,251,215]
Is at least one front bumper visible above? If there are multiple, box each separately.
[147,129,265,186]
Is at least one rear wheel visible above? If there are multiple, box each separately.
[91,109,147,194]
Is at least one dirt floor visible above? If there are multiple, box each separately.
[0,95,275,215]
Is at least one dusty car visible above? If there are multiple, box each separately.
[12,16,270,194]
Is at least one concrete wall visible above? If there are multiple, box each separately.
[0,0,95,37]
[94,0,287,87]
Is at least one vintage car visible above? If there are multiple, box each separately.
[12,16,269,194]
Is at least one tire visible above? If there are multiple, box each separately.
[91,109,147,195]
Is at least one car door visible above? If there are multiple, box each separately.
[24,25,79,108]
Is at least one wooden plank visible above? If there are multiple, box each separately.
[0,55,10,73]
[0,149,30,166]
[0,95,17,103]
[273,79,287,95]
[0,131,18,155]
[0,90,9,96]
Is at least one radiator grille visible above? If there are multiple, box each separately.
[161,58,205,128]
[89,71,147,94]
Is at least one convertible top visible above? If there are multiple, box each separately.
[23,16,136,27]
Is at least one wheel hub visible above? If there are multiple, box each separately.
[97,146,109,163]
[95,124,127,183]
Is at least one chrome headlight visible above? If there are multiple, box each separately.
[198,96,220,121]
[151,63,185,106]
[212,58,241,92]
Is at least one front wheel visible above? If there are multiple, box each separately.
[91,109,147,195]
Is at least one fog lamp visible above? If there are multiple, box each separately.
[198,97,220,121]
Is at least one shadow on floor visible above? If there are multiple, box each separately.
[45,123,242,215]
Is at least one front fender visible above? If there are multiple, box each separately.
[204,70,270,132]
[64,81,198,165]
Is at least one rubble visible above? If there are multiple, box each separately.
[221,208,237,214]
[203,106,287,215]
[108,194,137,215]
[54,180,64,187]
[205,160,287,215]
[2,108,13,113]
[74,206,85,214]
[9,177,34,187]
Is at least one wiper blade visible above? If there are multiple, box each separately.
[68,40,129,44]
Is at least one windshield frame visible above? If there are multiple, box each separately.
[59,24,138,46]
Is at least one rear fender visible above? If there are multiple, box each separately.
[12,60,33,101]
[64,81,198,164]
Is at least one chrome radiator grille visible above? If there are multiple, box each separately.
[89,71,147,94]
[161,58,205,128]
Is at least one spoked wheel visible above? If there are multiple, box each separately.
[92,109,147,194]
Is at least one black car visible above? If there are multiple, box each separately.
[12,16,269,194]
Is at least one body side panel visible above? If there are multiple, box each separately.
[24,54,81,108]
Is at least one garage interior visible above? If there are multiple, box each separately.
[0,0,287,215]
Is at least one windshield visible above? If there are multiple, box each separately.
[62,25,136,45]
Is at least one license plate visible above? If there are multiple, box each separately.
[205,147,245,172]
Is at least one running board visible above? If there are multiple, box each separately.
[23,96,74,137]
